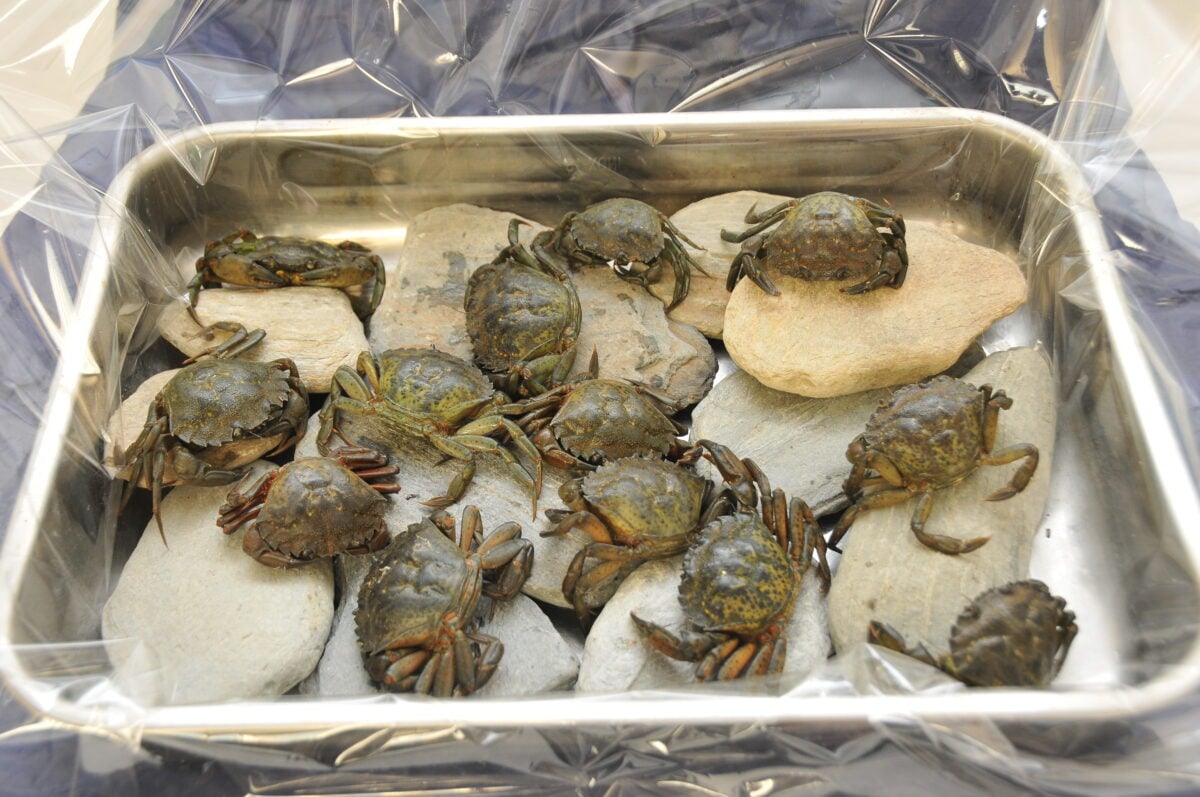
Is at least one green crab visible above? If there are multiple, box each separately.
[188,229,386,319]
[633,454,831,682]
[868,580,1077,687]
[829,375,1039,556]
[721,192,907,296]
[465,219,581,397]
[532,198,705,310]
[216,446,400,568]
[356,505,532,696]
[317,347,542,513]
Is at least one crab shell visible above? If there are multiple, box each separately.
[862,376,988,487]
[566,198,666,264]
[355,519,477,659]
[679,513,799,636]
[375,347,497,420]
[201,234,381,287]
[574,457,709,546]
[761,192,893,280]
[550,380,680,464]
[252,458,389,560]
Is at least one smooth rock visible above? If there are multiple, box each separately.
[297,540,580,698]
[691,368,890,518]
[827,348,1057,658]
[369,203,717,406]
[103,368,180,476]
[101,462,334,705]
[296,413,581,608]
[158,288,369,393]
[722,193,1027,398]
[576,556,830,693]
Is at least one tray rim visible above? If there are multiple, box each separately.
[2,107,1198,738]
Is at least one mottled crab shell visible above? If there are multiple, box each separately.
[679,513,797,636]
[762,192,887,279]
[374,348,496,420]
[578,457,708,546]
[464,255,576,373]
[550,380,679,464]
[254,458,388,559]
[162,358,293,447]
[568,198,665,264]
[946,580,1073,687]
[355,519,476,657]
[863,376,987,486]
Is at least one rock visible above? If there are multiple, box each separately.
[576,556,830,693]
[691,368,890,517]
[101,462,334,705]
[721,194,1027,398]
[827,348,1056,658]
[297,541,579,698]
[158,288,369,393]
[369,203,717,406]
[103,368,180,476]
[295,413,581,608]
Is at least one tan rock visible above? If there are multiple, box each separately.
[158,288,368,393]
[723,214,1027,398]
[826,348,1056,658]
[104,368,180,475]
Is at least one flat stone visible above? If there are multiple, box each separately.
[101,461,334,705]
[158,288,369,393]
[103,368,180,476]
[691,368,890,518]
[576,556,830,693]
[722,194,1027,398]
[296,413,581,608]
[369,203,717,406]
[827,348,1057,658]
[297,537,580,698]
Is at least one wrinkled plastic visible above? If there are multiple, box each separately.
[3,0,1200,793]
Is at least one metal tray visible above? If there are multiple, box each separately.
[1,110,1197,740]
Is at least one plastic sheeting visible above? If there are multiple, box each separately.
[2,0,1200,793]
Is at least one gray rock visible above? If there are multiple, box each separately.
[158,287,369,393]
[101,462,334,705]
[723,213,1028,398]
[827,348,1057,658]
[691,368,890,517]
[577,556,830,693]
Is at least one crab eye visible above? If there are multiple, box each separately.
[799,268,811,278]
[836,269,849,279]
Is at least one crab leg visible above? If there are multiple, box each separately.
[981,444,1039,501]
[728,236,782,296]
[909,491,990,555]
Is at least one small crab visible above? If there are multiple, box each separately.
[829,375,1039,556]
[632,455,831,682]
[188,229,386,320]
[514,356,693,472]
[532,198,705,310]
[118,344,309,544]
[465,219,582,396]
[216,446,401,568]
[720,192,908,296]
[356,505,532,696]
[318,347,541,513]
[868,579,1077,687]
[543,440,757,625]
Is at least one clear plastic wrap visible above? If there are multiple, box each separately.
[2,0,1200,793]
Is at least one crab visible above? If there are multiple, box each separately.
[632,455,831,682]
[215,446,401,568]
[465,219,582,397]
[117,348,309,544]
[317,347,542,513]
[531,198,705,311]
[720,191,908,296]
[355,505,532,696]
[828,375,1039,556]
[868,579,1077,687]
[542,440,758,625]
[188,229,386,320]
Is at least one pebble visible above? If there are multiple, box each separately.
[158,288,369,393]
[101,461,334,705]
[576,556,829,693]
[826,348,1057,658]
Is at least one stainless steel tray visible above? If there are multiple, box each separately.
[1,110,1197,740]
